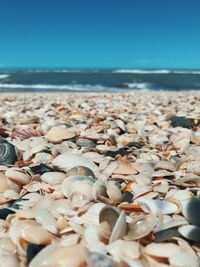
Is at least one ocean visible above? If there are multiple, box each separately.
[1,69,200,92]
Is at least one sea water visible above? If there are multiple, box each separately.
[0,69,200,92]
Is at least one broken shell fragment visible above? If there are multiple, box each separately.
[0,139,18,165]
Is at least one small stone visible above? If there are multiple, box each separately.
[171,116,195,129]
[30,164,53,175]
[122,191,133,203]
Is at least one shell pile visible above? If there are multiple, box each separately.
[0,92,200,267]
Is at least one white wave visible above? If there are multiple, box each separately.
[113,69,171,74]
[113,69,200,74]
[124,82,151,91]
[0,74,10,79]
[0,83,119,91]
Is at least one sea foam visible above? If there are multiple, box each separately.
[113,69,200,74]
[0,74,10,79]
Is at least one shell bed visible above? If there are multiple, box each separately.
[0,92,200,267]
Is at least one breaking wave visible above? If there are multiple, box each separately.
[0,74,10,79]
[0,83,121,92]
[113,69,200,74]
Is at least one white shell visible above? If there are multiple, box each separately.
[62,175,95,201]
[138,198,179,214]
[5,168,31,185]
[52,152,99,177]
[35,207,58,234]
[41,172,66,185]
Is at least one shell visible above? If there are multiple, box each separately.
[106,240,140,262]
[67,165,95,178]
[180,196,200,227]
[0,139,18,165]
[5,168,31,185]
[62,175,95,201]
[81,203,105,225]
[178,225,200,242]
[187,161,200,175]
[106,181,122,203]
[112,160,138,175]
[44,244,86,267]
[76,138,96,147]
[138,198,179,214]
[41,172,66,185]
[0,172,20,193]
[144,242,180,258]
[99,206,127,243]
[35,207,58,234]
[52,152,99,177]
[45,126,76,143]
[29,244,57,267]
[155,160,176,171]
[124,213,157,240]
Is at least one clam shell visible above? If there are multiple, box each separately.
[5,168,31,185]
[112,160,138,175]
[81,203,105,225]
[106,181,122,203]
[144,242,180,258]
[35,207,58,234]
[44,244,86,267]
[45,126,76,143]
[124,213,157,240]
[138,198,179,214]
[41,172,66,185]
[99,206,127,243]
[0,139,18,165]
[106,240,140,262]
[62,175,95,201]
[0,172,19,193]
[67,165,95,178]
[52,152,99,177]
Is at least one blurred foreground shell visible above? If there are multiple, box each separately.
[0,138,18,165]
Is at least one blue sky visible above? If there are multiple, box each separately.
[0,0,200,69]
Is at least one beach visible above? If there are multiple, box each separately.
[0,92,200,266]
